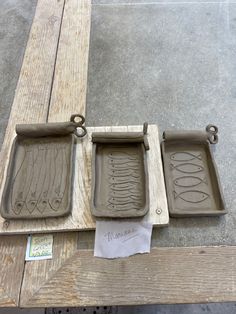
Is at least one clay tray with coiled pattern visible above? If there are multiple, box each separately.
[0,114,87,220]
[161,125,227,217]
[91,123,150,218]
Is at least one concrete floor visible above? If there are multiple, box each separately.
[0,0,236,313]
[86,0,236,248]
[0,0,37,146]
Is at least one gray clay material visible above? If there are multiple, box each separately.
[16,113,87,138]
[91,125,149,218]
[161,125,227,217]
[1,114,87,220]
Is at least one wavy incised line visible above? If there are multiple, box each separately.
[108,159,140,165]
[108,176,139,184]
[107,204,141,211]
[109,169,140,178]
[108,164,140,171]
[108,153,137,161]
[36,147,50,213]
[106,149,143,211]
[110,189,141,196]
[11,145,27,213]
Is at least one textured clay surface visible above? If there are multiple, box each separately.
[162,128,226,217]
[91,133,149,218]
[1,135,74,219]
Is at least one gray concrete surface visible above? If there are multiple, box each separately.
[0,0,37,147]
[93,0,236,4]
[0,0,236,313]
[1,302,236,314]
[86,2,236,247]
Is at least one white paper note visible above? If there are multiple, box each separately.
[94,220,153,259]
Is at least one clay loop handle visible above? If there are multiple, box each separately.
[143,122,149,151]
[70,114,87,138]
[206,124,218,144]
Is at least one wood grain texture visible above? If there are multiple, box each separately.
[0,125,169,234]
[0,0,65,230]
[0,0,65,306]
[48,0,91,120]
[20,0,91,307]
[21,246,236,307]
[20,233,78,306]
[0,235,27,306]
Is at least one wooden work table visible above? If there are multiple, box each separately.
[0,0,236,308]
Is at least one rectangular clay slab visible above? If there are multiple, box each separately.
[91,136,149,218]
[161,139,226,217]
[1,135,74,219]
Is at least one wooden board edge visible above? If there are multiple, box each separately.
[20,245,236,307]
[0,289,18,307]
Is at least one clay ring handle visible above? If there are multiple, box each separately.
[143,122,150,150]
[74,125,87,138]
[70,114,85,126]
[70,114,87,138]
[208,133,218,144]
[206,124,218,135]
[143,122,148,135]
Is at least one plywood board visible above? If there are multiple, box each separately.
[0,125,169,234]
[20,246,236,307]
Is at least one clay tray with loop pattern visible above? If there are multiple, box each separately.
[91,123,150,218]
[0,114,87,219]
[161,125,227,217]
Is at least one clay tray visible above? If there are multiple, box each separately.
[161,125,226,217]
[1,114,87,219]
[91,123,150,218]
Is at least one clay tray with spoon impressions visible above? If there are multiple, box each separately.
[0,114,87,220]
[161,125,227,217]
[91,123,150,218]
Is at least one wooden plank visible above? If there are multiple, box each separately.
[20,246,236,307]
[48,0,91,120]
[20,233,78,307]
[0,124,169,234]
[20,0,91,306]
[0,0,65,230]
[0,235,27,306]
[0,0,66,306]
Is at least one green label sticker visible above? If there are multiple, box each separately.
[26,234,53,261]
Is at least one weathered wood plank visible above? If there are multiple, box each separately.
[0,0,66,307]
[0,235,27,306]
[48,0,91,120]
[20,233,78,306]
[20,0,92,307]
[21,246,236,307]
[0,0,65,230]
